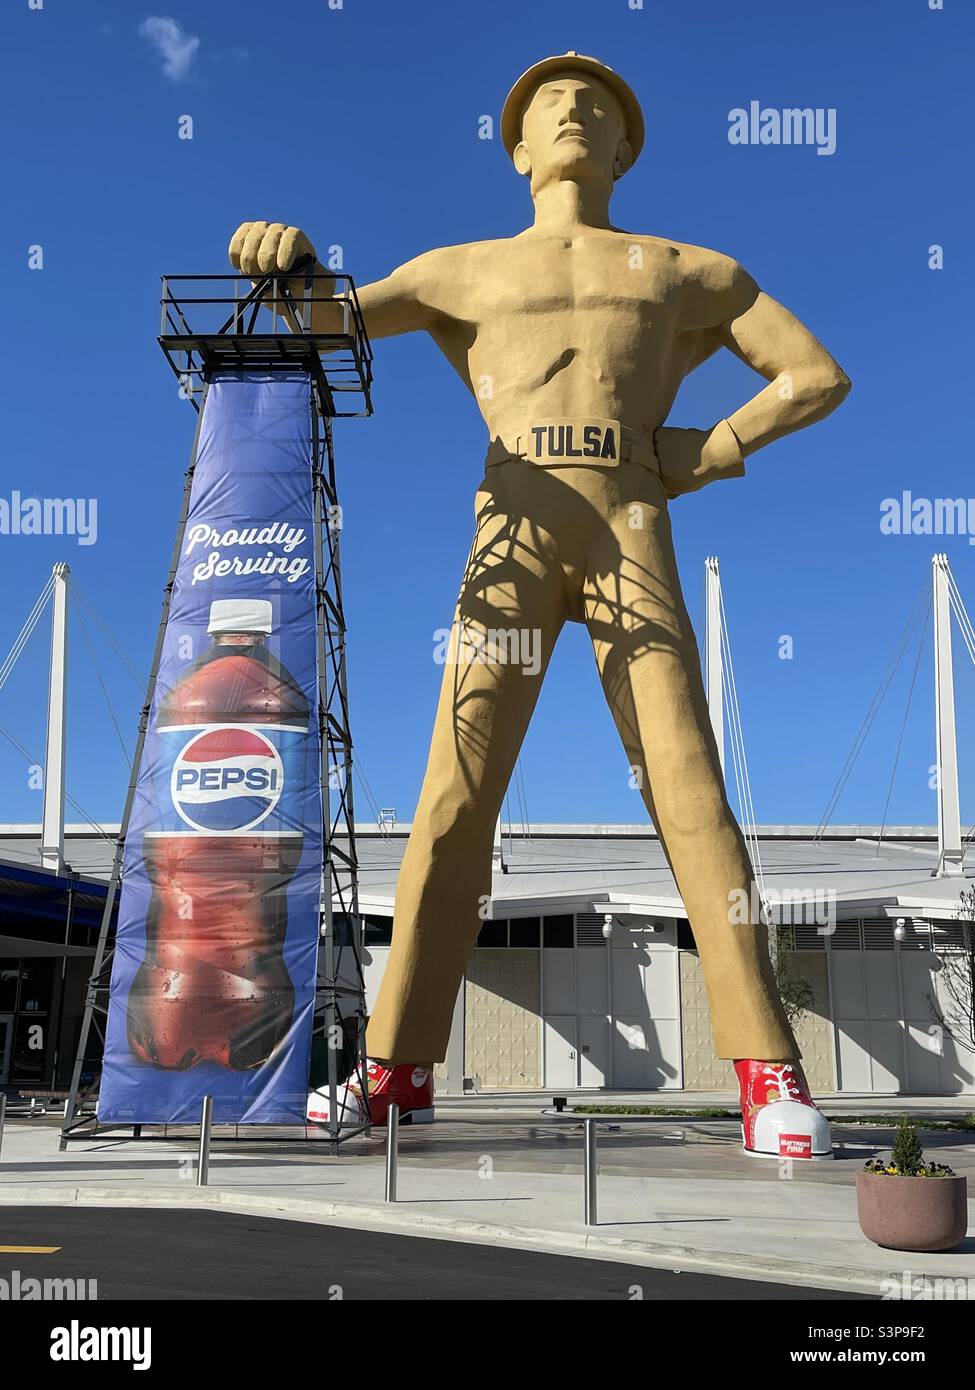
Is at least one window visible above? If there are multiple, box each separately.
[476,920,507,947]
[13,1013,47,1083]
[330,914,353,947]
[676,919,695,951]
[0,965,18,1012]
[509,917,540,947]
[542,915,574,948]
[7,960,55,1085]
[364,916,393,946]
[17,959,54,1013]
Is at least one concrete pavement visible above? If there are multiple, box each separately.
[430,1089,975,1118]
[1,1108,973,1296]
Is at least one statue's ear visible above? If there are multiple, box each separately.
[613,139,634,180]
[512,142,532,177]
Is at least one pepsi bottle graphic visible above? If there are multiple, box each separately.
[127,598,310,1072]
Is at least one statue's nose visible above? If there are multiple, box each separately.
[559,94,585,126]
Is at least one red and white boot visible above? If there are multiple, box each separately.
[735,1059,832,1160]
[307,1061,435,1127]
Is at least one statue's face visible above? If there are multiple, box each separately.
[514,74,630,188]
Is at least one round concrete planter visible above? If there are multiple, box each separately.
[856,1171,969,1252]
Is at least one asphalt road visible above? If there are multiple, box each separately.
[0,1206,870,1300]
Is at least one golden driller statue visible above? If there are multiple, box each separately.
[230,52,850,1156]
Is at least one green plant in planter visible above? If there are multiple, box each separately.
[863,1115,956,1177]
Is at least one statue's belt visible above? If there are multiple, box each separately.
[485,418,659,472]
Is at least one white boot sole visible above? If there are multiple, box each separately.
[397,1106,436,1125]
[742,1145,834,1160]
[740,1119,833,1159]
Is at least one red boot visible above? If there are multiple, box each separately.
[735,1059,832,1159]
[307,1061,435,1127]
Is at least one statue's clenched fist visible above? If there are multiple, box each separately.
[228,221,319,278]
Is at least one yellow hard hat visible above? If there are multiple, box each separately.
[500,51,645,162]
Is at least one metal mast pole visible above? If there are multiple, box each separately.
[492,811,508,874]
[40,563,69,874]
[705,556,724,776]
[933,553,964,876]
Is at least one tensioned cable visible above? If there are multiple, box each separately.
[815,576,930,839]
[514,758,532,841]
[942,564,975,846]
[504,791,516,857]
[948,596,975,667]
[0,579,54,688]
[0,574,55,692]
[717,584,766,900]
[722,666,757,889]
[70,579,146,689]
[720,642,746,835]
[352,760,389,838]
[717,607,748,843]
[0,719,117,849]
[875,592,931,855]
[946,567,975,668]
[512,761,525,838]
[0,575,123,855]
[951,611,975,670]
[71,593,132,770]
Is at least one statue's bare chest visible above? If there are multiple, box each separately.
[465,237,683,327]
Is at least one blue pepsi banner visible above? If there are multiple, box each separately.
[98,371,323,1124]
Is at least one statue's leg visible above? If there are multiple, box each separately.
[366,478,567,1065]
[582,498,798,1063]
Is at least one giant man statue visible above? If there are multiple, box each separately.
[229,53,850,1157]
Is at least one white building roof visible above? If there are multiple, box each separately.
[0,823,970,923]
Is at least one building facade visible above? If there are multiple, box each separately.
[2,824,973,1101]
[357,908,975,1097]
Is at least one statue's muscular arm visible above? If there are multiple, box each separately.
[344,251,451,339]
[660,248,851,491]
[227,221,450,339]
[653,250,851,500]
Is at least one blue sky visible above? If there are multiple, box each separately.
[1,0,973,836]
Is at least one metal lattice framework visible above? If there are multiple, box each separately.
[61,271,373,1150]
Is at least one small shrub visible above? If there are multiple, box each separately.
[891,1115,925,1174]
[863,1115,956,1177]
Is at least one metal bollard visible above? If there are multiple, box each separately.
[584,1117,598,1226]
[196,1095,213,1187]
[384,1102,399,1202]
[0,1093,6,1159]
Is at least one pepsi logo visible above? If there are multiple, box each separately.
[171,725,283,832]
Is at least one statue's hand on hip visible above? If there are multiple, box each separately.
[655,420,746,500]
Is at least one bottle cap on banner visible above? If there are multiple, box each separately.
[207,598,274,635]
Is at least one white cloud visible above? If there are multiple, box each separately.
[138,16,200,83]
